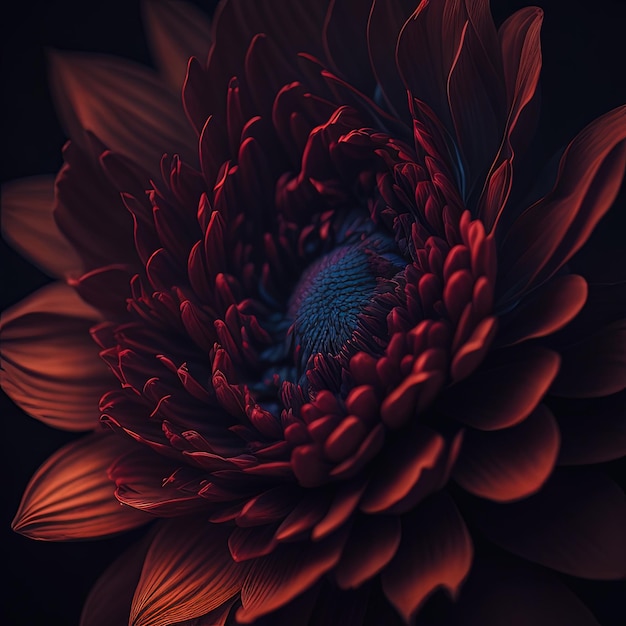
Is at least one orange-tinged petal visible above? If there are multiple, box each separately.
[142,0,212,91]
[453,404,560,502]
[1,176,82,277]
[130,517,248,626]
[0,282,112,431]
[47,51,197,177]
[381,493,473,623]
[12,432,149,540]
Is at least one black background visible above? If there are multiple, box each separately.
[1,1,625,625]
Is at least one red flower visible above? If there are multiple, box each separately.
[2,1,625,624]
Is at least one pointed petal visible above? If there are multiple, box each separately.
[0,282,112,431]
[80,533,152,626]
[467,469,626,580]
[1,176,82,277]
[47,50,196,177]
[496,274,588,346]
[237,528,348,623]
[142,0,212,90]
[453,404,560,502]
[12,433,149,540]
[130,517,248,626]
[499,106,626,305]
[334,514,401,589]
[439,345,561,430]
[381,494,473,623]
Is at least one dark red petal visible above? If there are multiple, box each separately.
[80,533,152,626]
[453,404,560,502]
[448,559,601,626]
[142,0,212,90]
[334,514,401,589]
[48,50,196,177]
[496,274,588,346]
[466,469,626,580]
[237,528,348,623]
[440,345,560,430]
[1,176,82,277]
[312,480,366,541]
[360,427,445,513]
[499,106,626,305]
[550,320,626,398]
[0,283,111,431]
[12,433,149,540]
[130,517,248,626]
[381,494,473,623]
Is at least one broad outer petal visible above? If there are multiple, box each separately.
[465,468,626,580]
[142,0,212,90]
[453,404,560,502]
[1,175,82,277]
[0,282,112,431]
[12,432,149,540]
[80,532,153,626]
[130,517,249,626]
[381,493,473,623]
[47,51,197,178]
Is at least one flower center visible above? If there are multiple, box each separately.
[287,235,404,368]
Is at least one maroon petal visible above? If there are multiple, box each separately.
[453,404,560,502]
[12,433,149,540]
[48,50,196,177]
[550,320,626,398]
[499,105,626,305]
[334,514,401,589]
[130,517,248,625]
[1,176,82,277]
[496,274,588,346]
[448,559,601,626]
[439,345,561,430]
[1,282,112,431]
[80,533,152,626]
[381,493,473,623]
[237,528,348,623]
[142,0,212,90]
[466,469,626,580]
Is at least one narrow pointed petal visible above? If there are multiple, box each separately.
[47,51,197,177]
[12,433,149,540]
[1,176,82,277]
[0,282,112,431]
[130,517,248,626]
[381,494,473,623]
[237,528,348,623]
[467,469,626,580]
[453,404,560,502]
[80,533,152,626]
[142,0,212,90]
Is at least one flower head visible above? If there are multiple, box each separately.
[2,1,625,624]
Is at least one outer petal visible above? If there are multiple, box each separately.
[130,517,248,626]
[499,105,626,305]
[1,175,82,277]
[466,469,626,580]
[453,404,560,502]
[381,493,473,623]
[12,433,149,540]
[141,0,212,90]
[80,533,152,626]
[47,50,197,177]
[0,282,112,431]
